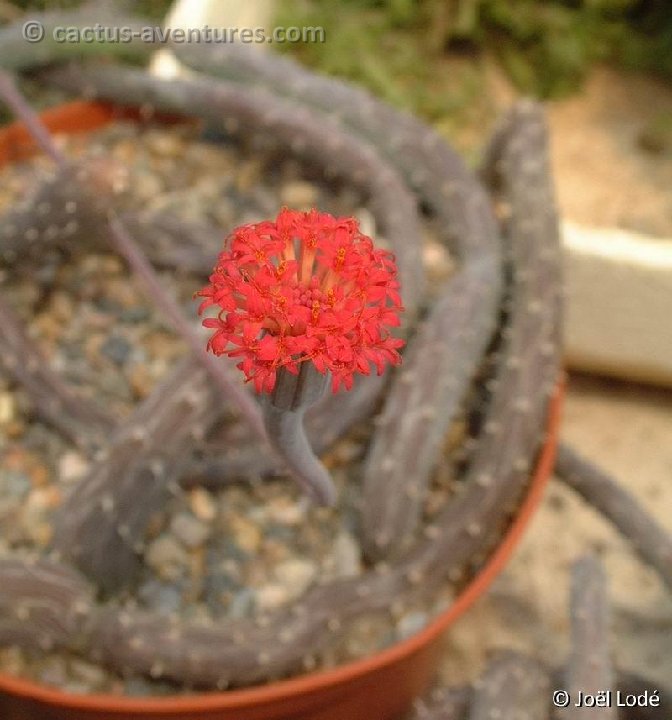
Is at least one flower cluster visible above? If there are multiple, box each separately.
[196,208,404,393]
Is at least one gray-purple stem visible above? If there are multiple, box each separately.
[263,364,336,506]
[0,68,268,446]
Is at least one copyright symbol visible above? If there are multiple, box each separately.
[22,20,45,43]
[553,690,570,708]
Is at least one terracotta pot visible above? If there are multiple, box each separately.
[0,101,565,720]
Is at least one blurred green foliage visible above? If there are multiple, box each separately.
[4,0,174,20]
[277,0,672,101]
[4,0,670,136]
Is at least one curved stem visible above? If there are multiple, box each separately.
[0,68,267,444]
[262,363,336,505]
[556,443,672,592]
[263,406,336,506]
[106,213,266,441]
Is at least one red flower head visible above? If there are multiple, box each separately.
[197,208,405,393]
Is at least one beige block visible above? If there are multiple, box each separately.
[164,0,275,34]
[151,0,276,77]
[563,221,672,386]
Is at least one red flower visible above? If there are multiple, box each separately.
[197,208,404,393]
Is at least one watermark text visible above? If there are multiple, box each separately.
[21,21,325,45]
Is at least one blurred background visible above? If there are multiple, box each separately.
[1,0,671,692]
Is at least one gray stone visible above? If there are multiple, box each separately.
[274,558,316,598]
[69,658,106,687]
[229,587,256,619]
[332,531,361,577]
[138,578,183,614]
[170,512,211,549]
[100,334,132,365]
[145,534,189,581]
[396,611,428,640]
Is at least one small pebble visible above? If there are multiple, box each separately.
[255,583,289,611]
[145,535,189,581]
[25,486,60,511]
[100,335,132,365]
[127,363,153,399]
[0,496,24,541]
[145,131,184,158]
[329,439,361,465]
[69,659,106,687]
[0,470,30,497]
[119,306,150,323]
[134,171,164,201]
[274,558,317,598]
[236,159,262,192]
[0,393,15,425]
[249,497,307,526]
[228,587,256,618]
[32,312,61,343]
[170,512,210,549]
[396,611,428,640]
[4,420,25,439]
[124,677,170,697]
[58,450,89,483]
[229,515,262,553]
[49,292,74,322]
[62,681,93,695]
[280,180,318,207]
[331,531,362,577]
[28,463,50,488]
[138,578,183,614]
[189,488,217,522]
[423,240,454,281]
[203,570,241,610]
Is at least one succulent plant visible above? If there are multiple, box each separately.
[1,7,666,701]
[0,11,557,687]
[412,553,672,720]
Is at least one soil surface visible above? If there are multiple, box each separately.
[439,373,672,690]
[1,56,671,702]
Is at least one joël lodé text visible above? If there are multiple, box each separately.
[574,689,660,708]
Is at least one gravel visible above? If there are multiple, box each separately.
[0,120,457,695]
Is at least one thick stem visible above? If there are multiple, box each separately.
[361,257,497,560]
[0,161,121,265]
[263,407,336,506]
[556,443,672,592]
[470,651,550,720]
[0,40,570,689]
[183,373,385,488]
[50,359,219,594]
[0,69,267,446]
[0,556,93,652]
[0,292,114,452]
[43,63,425,319]
[64,104,563,688]
[558,555,616,720]
[262,364,336,505]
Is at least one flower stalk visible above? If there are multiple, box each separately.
[265,363,334,504]
[198,208,405,505]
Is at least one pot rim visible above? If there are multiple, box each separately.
[0,99,565,713]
